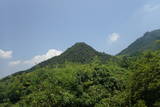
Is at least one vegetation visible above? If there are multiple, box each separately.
[1,31,160,107]
[0,59,130,107]
[36,42,117,68]
[119,29,160,56]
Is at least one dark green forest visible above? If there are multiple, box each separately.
[0,29,160,107]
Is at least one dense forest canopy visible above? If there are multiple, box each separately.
[1,29,160,107]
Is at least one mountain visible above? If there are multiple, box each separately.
[8,42,117,76]
[0,43,129,107]
[36,42,116,68]
[118,29,160,55]
[1,34,160,107]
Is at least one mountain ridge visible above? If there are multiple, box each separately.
[34,42,116,68]
[4,42,116,78]
[118,29,160,55]
[1,29,160,107]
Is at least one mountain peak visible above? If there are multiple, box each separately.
[66,42,96,53]
[73,42,88,46]
[69,42,95,50]
[36,42,114,67]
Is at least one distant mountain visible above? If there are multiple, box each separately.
[118,29,160,55]
[36,42,116,68]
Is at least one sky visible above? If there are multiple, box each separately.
[1,0,160,78]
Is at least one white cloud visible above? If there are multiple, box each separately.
[143,4,160,12]
[9,49,62,66]
[24,49,62,65]
[0,49,12,59]
[108,33,120,43]
[9,60,21,66]
[130,1,160,31]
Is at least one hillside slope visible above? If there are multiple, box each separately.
[36,42,116,68]
[1,38,160,107]
[118,29,160,55]
[4,42,117,77]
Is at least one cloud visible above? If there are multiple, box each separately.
[0,49,12,59]
[143,4,160,13]
[9,49,62,66]
[24,49,62,65]
[108,33,120,43]
[9,60,21,66]
[130,1,160,31]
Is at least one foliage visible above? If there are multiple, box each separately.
[0,58,129,107]
[129,51,160,107]
[36,42,117,68]
[1,42,160,107]
[119,29,160,55]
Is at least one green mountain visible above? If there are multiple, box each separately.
[7,42,117,77]
[1,35,160,107]
[0,42,128,107]
[36,42,116,68]
[118,29,160,55]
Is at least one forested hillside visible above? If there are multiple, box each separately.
[119,29,160,56]
[1,30,160,107]
[1,51,160,107]
[36,42,117,68]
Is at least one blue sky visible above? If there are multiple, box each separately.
[1,0,160,78]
